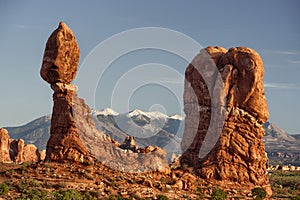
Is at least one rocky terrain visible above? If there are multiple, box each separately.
[264,122,300,166]
[2,22,300,199]
[0,128,45,164]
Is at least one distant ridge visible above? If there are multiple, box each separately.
[4,109,300,165]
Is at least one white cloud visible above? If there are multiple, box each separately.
[13,24,25,29]
[262,50,300,55]
[288,60,300,64]
[158,79,184,84]
[264,82,300,90]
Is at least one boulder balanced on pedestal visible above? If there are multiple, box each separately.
[40,22,169,173]
[40,22,94,163]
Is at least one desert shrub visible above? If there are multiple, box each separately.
[291,194,300,200]
[211,188,227,200]
[157,194,169,200]
[54,189,94,200]
[197,186,203,193]
[16,188,49,200]
[82,172,94,180]
[108,195,130,200]
[54,189,82,200]
[270,171,300,188]
[252,187,266,200]
[17,179,41,194]
[0,183,9,195]
[160,177,166,183]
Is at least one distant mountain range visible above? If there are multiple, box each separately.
[5,108,300,165]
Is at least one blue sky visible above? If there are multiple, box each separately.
[0,1,299,134]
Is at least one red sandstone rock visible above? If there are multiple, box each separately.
[181,46,271,195]
[45,82,95,163]
[0,128,11,163]
[40,22,80,84]
[10,139,24,163]
[41,22,169,173]
[0,128,43,164]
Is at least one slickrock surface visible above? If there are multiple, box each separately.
[0,128,42,163]
[181,46,271,195]
[40,22,169,173]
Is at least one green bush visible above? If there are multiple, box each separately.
[108,195,130,200]
[291,194,300,200]
[157,194,169,200]
[211,188,227,200]
[0,183,9,195]
[16,188,49,200]
[252,187,266,200]
[54,189,82,200]
[54,189,94,200]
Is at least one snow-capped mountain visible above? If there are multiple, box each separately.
[95,108,184,154]
[92,108,119,116]
[127,109,169,120]
[170,114,184,120]
[4,108,300,165]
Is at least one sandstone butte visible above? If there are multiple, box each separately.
[40,22,169,173]
[181,46,272,196]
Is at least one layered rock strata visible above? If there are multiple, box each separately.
[40,22,169,173]
[181,46,271,194]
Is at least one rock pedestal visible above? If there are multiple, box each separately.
[40,22,94,163]
[45,82,94,163]
[181,46,271,194]
[40,22,170,173]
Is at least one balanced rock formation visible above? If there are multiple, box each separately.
[181,46,271,194]
[0,128,43,163]
[41,22,96,163]
[40,22,169,173]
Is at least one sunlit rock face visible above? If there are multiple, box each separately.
[40,22,80,84]
[0,128,42,163]
[181,46,271,195]
[40,22,170,173]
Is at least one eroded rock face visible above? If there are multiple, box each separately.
[0,128,11,163]
[40,22,80,84]
[0,128,42,163]
[45,82,93,163]
[181,46,271,194]
[41,22,169,173]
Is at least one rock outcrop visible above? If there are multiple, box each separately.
[0,128,11,163]
[40,22,169,173]
[181,46,271,194]
[40,22,80,84]
[119,136,139,152]
[40,22,94,163]
[0,128,43,163]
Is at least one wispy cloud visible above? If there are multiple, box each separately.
[13,24,26,29]
[264,82,300,90]
[288,60,300,64]
[158,79,184,84]
[262,50,300,55]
